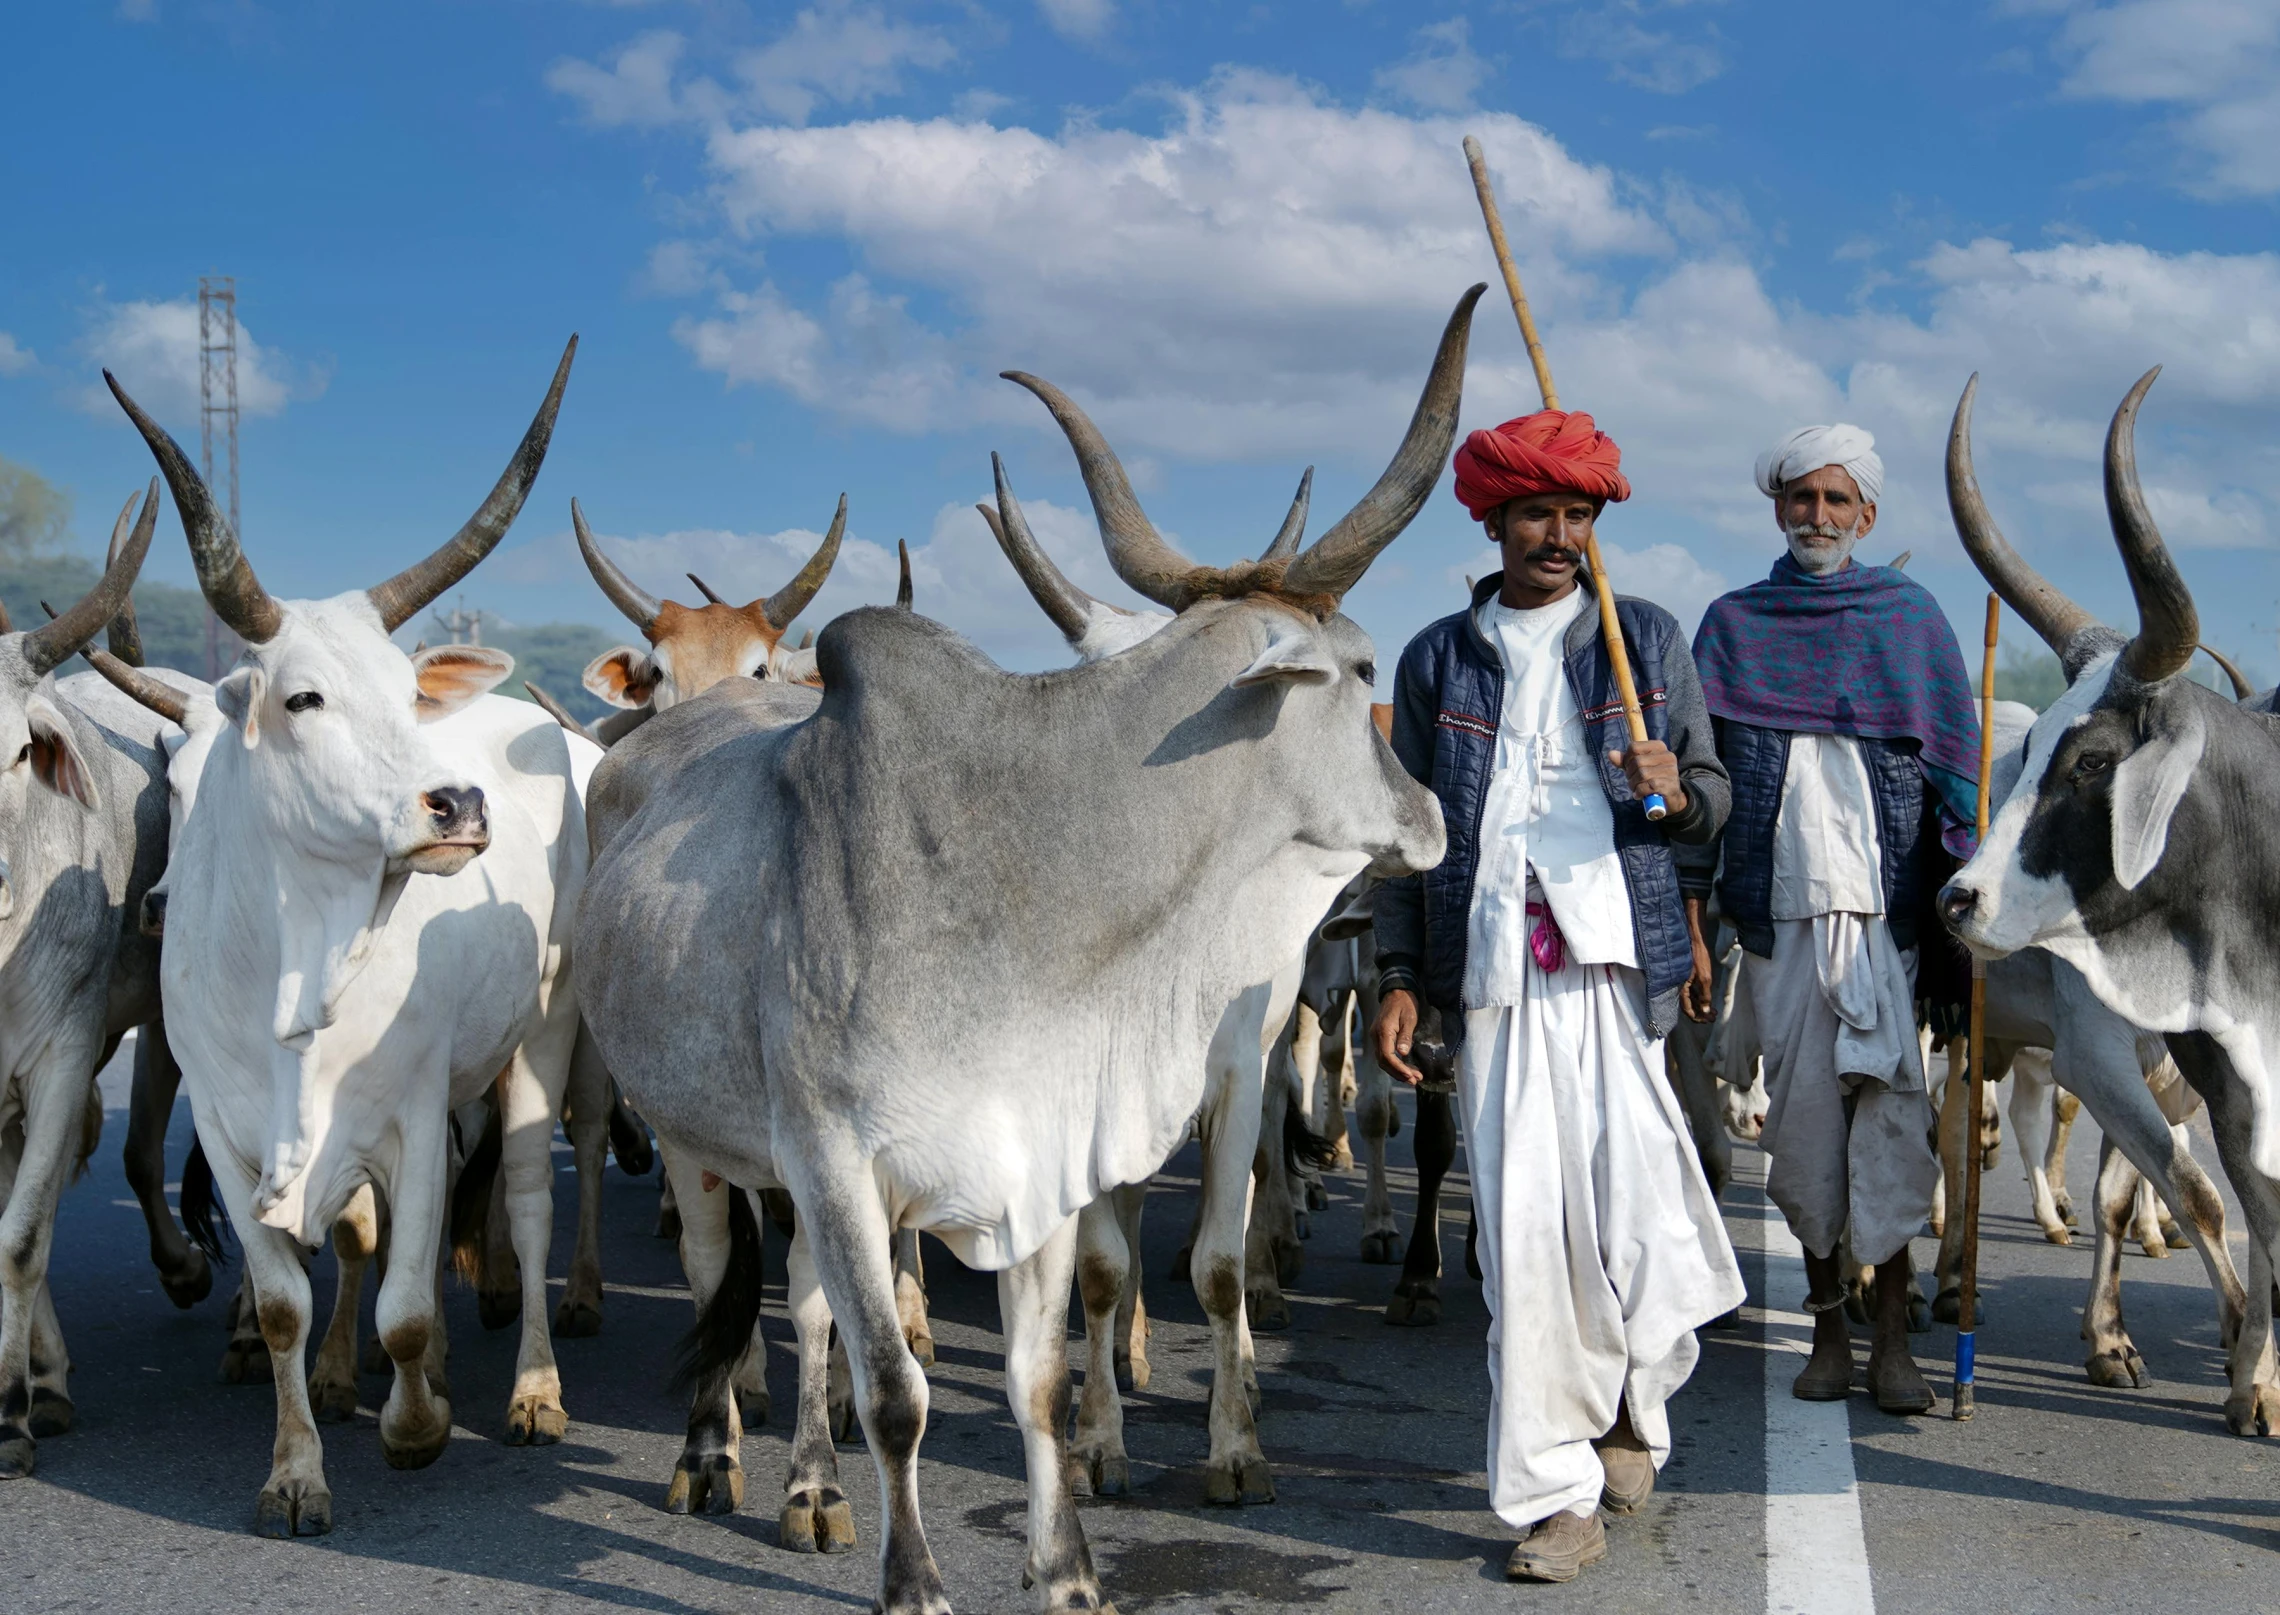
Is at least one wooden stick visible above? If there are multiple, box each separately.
[1953,592,2001,1420]
[1464,134,1663,819]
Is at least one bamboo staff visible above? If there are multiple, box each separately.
[1463,135,1665,820]
[1953,592,2001,1420]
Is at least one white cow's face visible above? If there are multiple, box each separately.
[0,653,104,922]
[215,596,511,877]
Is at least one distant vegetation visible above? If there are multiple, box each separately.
[1993,642,2258,712]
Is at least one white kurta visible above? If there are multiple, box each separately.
[1458,589,1745,1529]
[1745,733,1939,1265]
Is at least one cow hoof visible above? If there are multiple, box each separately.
[310,1374,359,1424]
[219,1338,272,1384]
[1204,1457,1275,1506]
[1906,1295,1933,1335]
[779,1486,857,1553]
[1291,1210,1311,1242]
[160,1250,214,1309]
[1273,1240,1303,1288]
[829,1395,858,1444]
[1359,1230,1399,1265]
[1169,1244,1192,1285]
[2085,1348,2149,1389]
[1246,1288,1290,1332]
[553,1298,603,1339]
[505,1396,567,1446]
[664,1452,743,1515]
[736,1385,771,1428]
[1072,1445,1129,1497]
[28,1390,73,1439]
[1385,1284,1440,1327]
[0,1435,34,1478]
[905,1331,935,1370]
[477,1288,521,1332]
[2039,1225,2073,1248]
[1842,1289,1871,1327]
[1931,1288,1961,1325]
[2224,1383,2279,1438]
[252,1478,332,1538]
[381,1400,453,1470]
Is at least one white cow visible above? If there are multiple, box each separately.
[106,343,591,1535]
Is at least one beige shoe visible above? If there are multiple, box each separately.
[1505,1510,1607,1583]
[1595,1441,1655,1515]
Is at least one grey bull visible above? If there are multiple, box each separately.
[0,492,170,1478]
[574,285,1481,1613]
[1939,366,2280,1437]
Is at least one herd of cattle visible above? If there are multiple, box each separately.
[1,285,2275,1613]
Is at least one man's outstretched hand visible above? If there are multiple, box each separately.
[1372,988,1423,1085]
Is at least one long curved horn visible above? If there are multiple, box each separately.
[983,454,1097,641]
[894,539,913,610]
[0,595,11,634]
[1946,373,2103,672]
[2107,367,2197,685]
[366,336,577,632]
[1887,549,1912,572]
[105,484,151,666]
[105,371,282,644]
[686,573,728,605]
[1001,372,1196,609]
[84,644,188,726]
[22,485,158,676]
[1281,283,1487,600]
[2198,642,2255,701]
[1259,467,1314,562]
[760,495,846,629]
[573,499,660,630]
[523,680,597,742]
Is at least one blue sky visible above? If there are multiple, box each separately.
[3,0,2277,678]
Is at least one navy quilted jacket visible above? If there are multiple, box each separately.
[1373,574,1730,1040]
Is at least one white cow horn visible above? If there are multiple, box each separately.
[982,454,1101,642]
[2106,366,2197,685]
[760,495,846,630]
[23,482,158,677]
[574,499,661,630]
[1001,371,1199,610]
[107,373,282,645]
[1258,467,1313,562]
[366,336,577,632]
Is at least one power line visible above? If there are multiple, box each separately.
[197,275,239,681]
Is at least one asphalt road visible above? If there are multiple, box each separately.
[3,1040,2275,1613]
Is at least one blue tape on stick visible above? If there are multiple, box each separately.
[1643,792,1667,821]
[1955,1330,1976,1385]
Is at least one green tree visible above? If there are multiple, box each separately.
[0,456,72,561]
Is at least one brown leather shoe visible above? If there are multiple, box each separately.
[1505,1510,1607,1583]
[1595,1442,1655,1515]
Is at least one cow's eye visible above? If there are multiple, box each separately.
[13,744,26,765]
[1357,661,1376,685]
[284,691,324,714]
[2070,751,2112,785]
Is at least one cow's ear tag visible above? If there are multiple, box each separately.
[214,666,267,749]
[583,647,661,709]
[2110,706,2204,891]
[1231,620,1336,688]
[413,644,513,720]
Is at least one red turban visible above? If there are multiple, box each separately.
[1451,409,1631,520]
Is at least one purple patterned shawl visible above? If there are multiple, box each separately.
[1693,554,1983,840]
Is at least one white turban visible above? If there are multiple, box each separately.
[1755,423,1885,507]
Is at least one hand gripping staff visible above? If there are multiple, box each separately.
[1463,133,1666,820]
[1953,592,2001,1419]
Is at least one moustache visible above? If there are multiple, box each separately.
[1523,544,1581,566]
[1786,522,1854,542]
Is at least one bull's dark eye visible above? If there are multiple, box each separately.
[285,691,324,714]
[1357,661,1376,685]
[2070,751,2112,785]
[13,744,26,765]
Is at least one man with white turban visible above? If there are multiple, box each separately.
[1682,425,1981,1415]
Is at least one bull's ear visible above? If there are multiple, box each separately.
[23,695,99,812]
[772,644,821,686]
[213,666,267,748]
[583,646,660,709]
[2111,706,2205,891]
[1231,617,1337,688]
[413,645,513,721]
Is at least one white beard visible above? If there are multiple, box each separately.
[1786,521,1862,574]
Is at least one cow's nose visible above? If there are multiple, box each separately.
[422,785,487,840]
[1938,882,1978,929]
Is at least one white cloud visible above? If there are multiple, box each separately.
[1038,0,1115,44]
[737,0,957,123]
[76,298,315,421]
[547,30,704,128]
[1374,18,1493,113]
[0,333,33,376]
[1514,1,1730,95]
[2038,0,2280,195]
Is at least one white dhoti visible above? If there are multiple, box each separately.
[1745,913,1938,1265]
[1460,956,1747,1529]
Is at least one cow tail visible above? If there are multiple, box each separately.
[179,1139,232,1261]
[448,1097,505,1286]
[670,1185,762,1399]
[1282,1102,1340,1174]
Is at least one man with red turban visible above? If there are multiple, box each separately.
[1371,410,1743,1582]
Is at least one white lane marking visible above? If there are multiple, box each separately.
[1732,1154,1877,1615]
